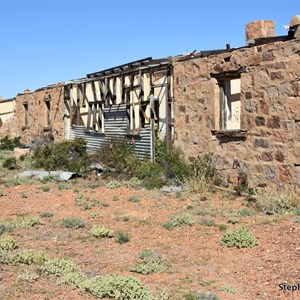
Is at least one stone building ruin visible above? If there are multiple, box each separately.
[1,15,300,190]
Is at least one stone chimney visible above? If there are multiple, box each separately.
[245,20,275,45]
[289,15,300,39]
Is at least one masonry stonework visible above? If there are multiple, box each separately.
[0,84,65,145]
[173,37,300,189]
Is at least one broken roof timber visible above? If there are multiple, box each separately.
[87,57,153,78]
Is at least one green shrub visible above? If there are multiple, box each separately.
[90,226,114,238]
[4,249,49,265]
[0,224,8,235]
[134,160,163,180]
[40,211,54,218]
[112,195,119,201]
[41,185,50,192]
[0,190,4,197]
[115,231,130,244]
[106,180,121,189]
[94,140,140,175]
[0,136,21,151]
[255,188,299,215]
[143,176,165,190]
[90,212,101,219]
[17,270,40,282]
[158,147,190,181]
[184,292,219,300]
[61,218,85,229]
[200,219,215,227]
[14,216,41,229]
[128,195,140,203]
[2,157,19,170]
[75,194,99,210]
[221,227,258,248]
[217,224,227,231]
[0,234,17,250]
[163,213,195,230]
[19,154,27,161]
[32,137,91,174]
[87,274,154,300]
[42,258,81,276]
[130,250,170,275]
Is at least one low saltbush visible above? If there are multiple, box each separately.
[0,234,17,250]
[255,188,299,215]
[163,213,195,230]
[130,250,170,275]
[14,216,41,229]
[221,227,258,248]
[61,218,85,229]
[90,226,114,238]
[115,231,130,244]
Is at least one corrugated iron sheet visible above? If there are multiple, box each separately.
[70,104,151,159]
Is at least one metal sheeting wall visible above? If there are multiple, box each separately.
[70,104,151,159]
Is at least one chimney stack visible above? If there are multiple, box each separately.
[245,20,275,45]
[289,15,300,39]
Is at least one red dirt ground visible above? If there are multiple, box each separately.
[0,176,299,300]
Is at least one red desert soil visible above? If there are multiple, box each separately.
[0,178,299,300]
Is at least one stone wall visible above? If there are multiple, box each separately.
[0,84,65,145]
[172,37,300,189]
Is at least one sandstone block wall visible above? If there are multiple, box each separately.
[173,38,300,189]
[0,84,65,145]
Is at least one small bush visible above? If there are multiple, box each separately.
[112,195,119,201]
[217,224,227,231]
[87,274,154,300]
[42,258,81,276]
[0,234,17,250]
[184,291,219,300]
[163,213,195,230]
[90,226,114,238]
[143,176,165,190]
[41,185,50,192]
[19,154,27,161]
[130,250,170,275]
[40,211,54,218]
[14,216,41,229]
[255,188,299,215]
[106,180,121,189]
[0,190,5,197]
[90,212,101,219]
[0,136,21,151]
[61,218,85,229]
[200,219,215,227]
[115,231,130,244]
[17,270,40,282]
[94,140,139,175]
[2,157,19,170]
[128,195,140,203]
[221,227,258,248]
[75,194,99,210]
[32,137,91,174]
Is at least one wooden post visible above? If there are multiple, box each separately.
[150,72,155,162]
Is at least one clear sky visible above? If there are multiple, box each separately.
[0,0,298,99]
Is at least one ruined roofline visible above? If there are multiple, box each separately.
[173,33,293,63]
[86,56,172,78]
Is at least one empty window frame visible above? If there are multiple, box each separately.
[45,99,51,127]
[23,103,29,128]
[218,77,241,131]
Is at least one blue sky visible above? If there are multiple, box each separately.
[0,0,297,99]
